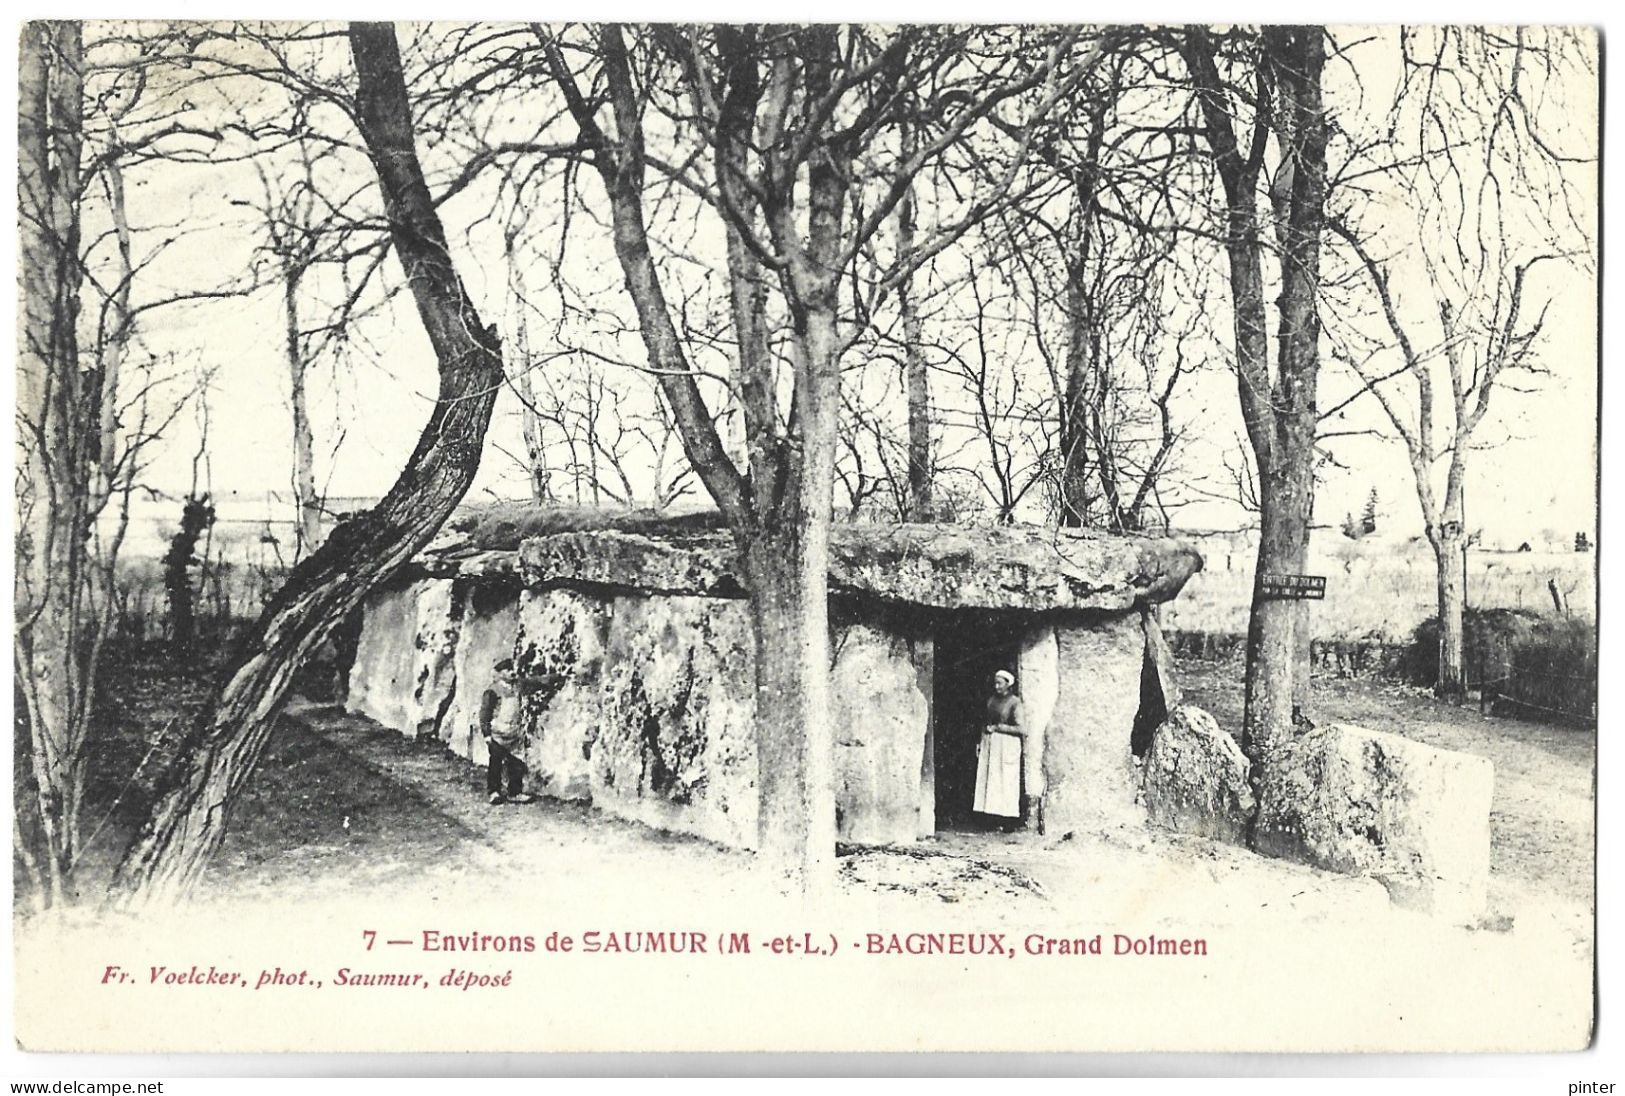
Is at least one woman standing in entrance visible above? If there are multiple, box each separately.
[974,669,1025,828]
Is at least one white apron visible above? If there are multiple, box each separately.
[973,730,1022,817]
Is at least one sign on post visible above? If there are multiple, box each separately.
[1256,573,1327,600]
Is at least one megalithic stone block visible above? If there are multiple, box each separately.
[1141,705,1255,846]
[1253,722,1494,923]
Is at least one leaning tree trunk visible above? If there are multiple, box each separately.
[111,22,506,908]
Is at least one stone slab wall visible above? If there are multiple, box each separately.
[443,584,519,762]
[512,588,611,800]
[348,573,1167,852]
[593,594,759,848]
[1043,613,1147,830]
[831,623,933,845]
[1016,627,1059,801]
[346,578,459,740]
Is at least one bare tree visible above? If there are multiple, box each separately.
[1325,27,1594,699]
[113,23,509,905]
[1174,26,1331,783]
[541,24,1091,889]
[15,21,222,904]
[16,21,92,906]
[895,138,935,520]
[242,146,333,558]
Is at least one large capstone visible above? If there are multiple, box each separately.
[1141,705,1255,846]
[515,523,1202,612]
[1253,723,1494,923]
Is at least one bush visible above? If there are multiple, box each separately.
[1497,615,1597,726]
[1403,607,1543,690]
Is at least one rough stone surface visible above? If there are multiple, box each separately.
[1141,608,1181,711]
[1142,705,1255,845]
[594,594,759,849]
[443,583,519,762]
[1015,626,1059,800]
[1044,615,1147,830]
[347,582,416,728]
[511,588,611,800]
[347,511,1211,855]
[407,580,461,740]
[515,523,1202,612]
[1253,723,1495,922]
[346,579,460,740]
[831,623,932,844]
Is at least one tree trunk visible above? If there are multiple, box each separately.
[1057,272,1092,528]
[1243,448,1316,761]
[898,185,932,520]
[110,22,506,907]
[738,520,836,894]
[517,368,552,503]
[1432,528,1467,701]
[1238,27,1328,775]
[284,265,322,558]
[16,20,88,905]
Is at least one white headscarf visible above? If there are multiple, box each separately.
[994,670,1015,688]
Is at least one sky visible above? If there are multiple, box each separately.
[69,22,1602,553]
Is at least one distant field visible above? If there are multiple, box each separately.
[1163,534,1596,642]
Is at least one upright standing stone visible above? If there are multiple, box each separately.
[1016,626,1059,824]
[1142,705,1255,845]
[594,594,758,848]
[830,623,932,844]
[346,578,459,739]
[347,582,418,728]
[444,584,519,761]
[513,588,611,799]
[1044,615,1146,830]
